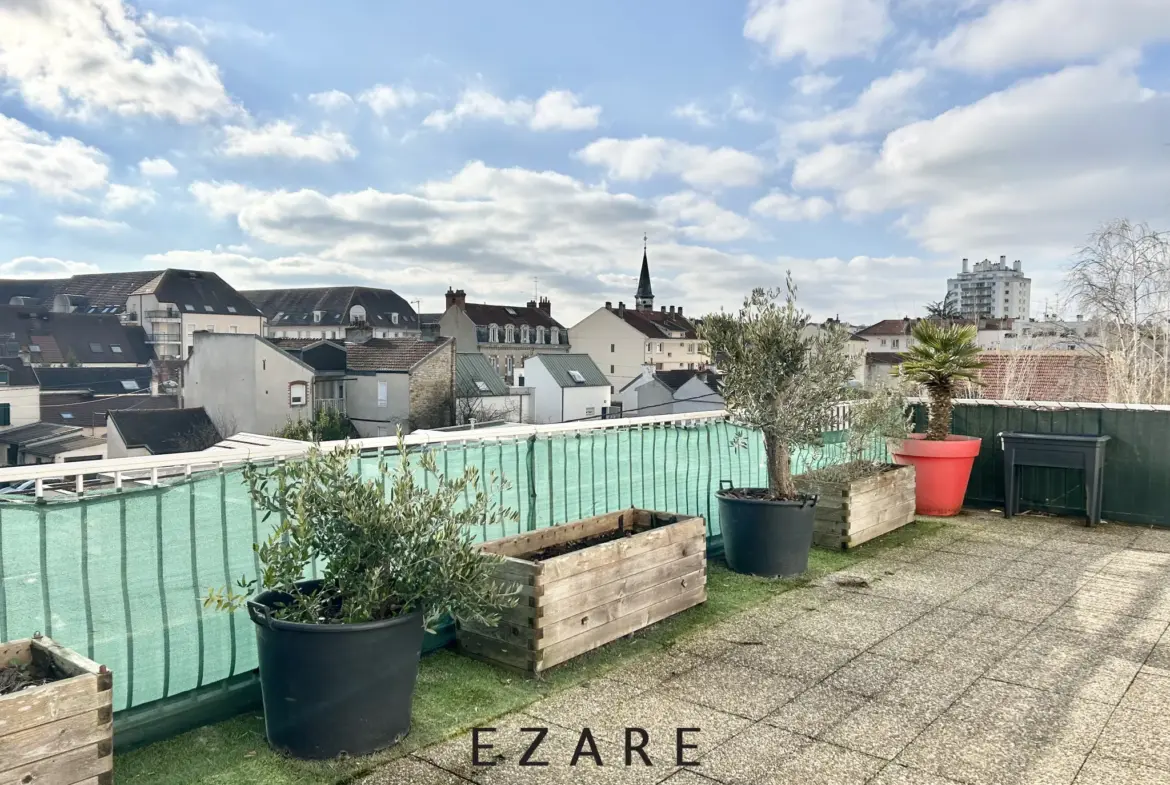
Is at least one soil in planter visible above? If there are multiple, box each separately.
[719,487,811,502]
[523,517,674,561]
[0,656,65,696]
[801,460,899,485]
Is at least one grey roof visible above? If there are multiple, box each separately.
[347,337,450,372]
[0,422,79,446]
[133,270,263,317]
[42,393,179,428]
[0,307,153,365]
[636,248,653,300]
[109,407,220,454]
[23,435,105,458]
[242,286,416,328]
[455,353,508,398]
[34,366,152,395]
[531,354,610,388]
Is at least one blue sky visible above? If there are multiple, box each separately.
[2,0,1169,325]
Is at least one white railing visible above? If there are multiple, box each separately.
[0,409,733,499]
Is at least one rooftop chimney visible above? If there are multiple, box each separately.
[1000,255,1007,266]
[677,306,683,316]
[660,305,666,313]
[1013,259,1022,272]
[444,288,467,310]
[962,258,969,273]
[618,302,626,317]
[526,299,537,310]
[538,296,551,315]
[668,306,675,314]
[606,301,612,310]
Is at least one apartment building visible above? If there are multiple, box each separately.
[946,256,1031,319]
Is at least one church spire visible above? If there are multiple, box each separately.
[635,234,654,311]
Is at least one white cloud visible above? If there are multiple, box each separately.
[657,192,754,242]
[140,12,270,46]
[791,72,842,96]
[744,0,892,66]
[220,121,357,162]
[358,84,420,115]
[138,157,178,178]
[0,256,101,278]
[0,113,108,197]
[576,137,767,188]
[933,0,1170,72]
[785,68,927,144]
[530,90,602,131]
[0,0,235,123]
[831,57,1170,255]
[424,89,600,131]
[791,142,876,190]
[728,91,767,123]
[103,184,156,212]
[673,103,715,127]
[750,190,834,221]
[189,181,268,219]
[54,215,129,232]
[309,90,355,111]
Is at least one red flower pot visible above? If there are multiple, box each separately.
[891,434,982,516]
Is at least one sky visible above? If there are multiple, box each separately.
[1,0,1169,327]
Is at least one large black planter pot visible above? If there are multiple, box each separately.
[716,490,818,577]
[247,579,426,760]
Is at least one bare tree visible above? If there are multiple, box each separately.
[1065,220,1170,403]
[173,420,223,452]
[455,396,518,426]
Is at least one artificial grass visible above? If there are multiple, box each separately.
[115,518,949,785]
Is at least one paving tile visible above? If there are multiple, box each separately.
[528,678,644,728]
[720,633,861,683]
[1095,706,1170,772]
[876,660,983,712]
[691,723,810,783]
[608,649,703,689]
[822,699,938,760]
[870,763,968,785]
[1147,639,1170,671]
[358,756,472,785]
[655,771,720,785]
[864,573,971,607]
[825,653,911,697]
[1132,530,1170,554]
[780,596,925,649]
[870,608,977,663]
[765,740,885,784]
[1074,753,1170,784]
[1118,670,1170,717]
[987,629,1143,705]
[659,658,806,720]
[1043,607,1168,650]
[764,683,869,737]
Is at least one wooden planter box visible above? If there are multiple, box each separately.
[457,509,707,675]
[0,635,113,785]
[798,464,916,550]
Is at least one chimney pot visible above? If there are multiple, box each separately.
[660,305,666,312]
[538,297,551,315]
[1000,255,1007,265]
[526,299,537,310]
[606,301,612,310]
[445,288,467,310]
[677,306,683,315]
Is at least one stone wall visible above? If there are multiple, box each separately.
[408,340,455,429]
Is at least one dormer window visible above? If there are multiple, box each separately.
[391,312,399,325]
[505,324,514,343]
[520,325,530,344]
[489,324,500,343]
[551,327,560,345]
[535,326,545,344]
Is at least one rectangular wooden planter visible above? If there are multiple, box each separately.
[798,464,916,550]
[0,635,113,785]
[457,509,707,675]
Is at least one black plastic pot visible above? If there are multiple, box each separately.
[247,579,426,760]
[716,485,818,577]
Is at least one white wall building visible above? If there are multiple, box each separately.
[618,367,724,417]
[947,256,1032,320]
[522,354,612,424]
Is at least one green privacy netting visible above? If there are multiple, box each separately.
[0,421,853,713]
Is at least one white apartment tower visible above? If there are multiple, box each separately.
[947,256,1031,320]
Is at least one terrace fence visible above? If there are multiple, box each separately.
[0,407,859,749]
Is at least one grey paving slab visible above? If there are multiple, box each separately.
[763,683,869,738]
[1074,753,1170,784]
[1148,638,1170,670]
[688,723,809,783]
[357,756,473,785]
[870,763,968,785]
[1094,706,1170,772]
[1118,670,1170,717]
[527,677,643,728]
[1132,529,1170,553]
[876,660,984,713]
[764,739,885,785]
[1042,606,1168,650]
[720,631,861,682]
[869,608,977,662]
[606,648,704,689]
[822,699,939,760]
[825,652,911,697]
[659,658,806,720]
[987,628,1143,705]
[780,595,927,649]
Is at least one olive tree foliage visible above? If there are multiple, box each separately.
[205,434,519,631]
[699,278,854,499]
[1066,220,1170,403]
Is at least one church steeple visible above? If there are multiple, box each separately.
[635,234,654,311]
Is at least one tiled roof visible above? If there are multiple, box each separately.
[461,303,565,330]
[109,407,220,454]
[42,393,179,428]
[855,319,918,337]
[0,271,162,310]
[455,353,508,397]
[975,352,1107,402]
[0,422,78,446]
[615,308,699,339]
[242,286,416,328]
[23,435,105,458]
[346,337,451,372]
[134,270,263,317]
[34,366,152,395]
[529,353,610,388]
[653,369,722,396]
[0,307,153,365]
[865,352,906,365]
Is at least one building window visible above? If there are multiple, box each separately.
[505,325,515,343]
[0,370,8,385]
[229,326,238,334]
[550,327,560,345]
[880,338,887,347]
[0,403,10,426]
[657,342,664,353]
[506,356,514,378]
[610,365,615,373]
[520,325,530,344]
[89,342,103,353]
[489,324,500,343]
[646,342,653,353]
[289,381,308,407]
[585,407,595,417]
[491,355,500,372]
[891,339,900,349]
[391,312,399,325]
[377,381,388,408]
[688,343,695,353]
[610,343,615,353]
[206,325,215,333]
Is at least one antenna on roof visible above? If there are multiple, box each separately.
[533,277,539,300]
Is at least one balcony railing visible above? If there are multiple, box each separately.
[145,333,182,344]
[145,310,181,320]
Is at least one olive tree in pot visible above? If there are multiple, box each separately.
[700,279,854,577]
[891,319,985,516]
[206,435,517,760]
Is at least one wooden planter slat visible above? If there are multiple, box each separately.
[459,509,707,674]
[799,464,916,550]
[0,636,112,785]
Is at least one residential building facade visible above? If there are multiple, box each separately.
[454,353,530,425]
[522,354,612,424]
[570,247,709,392]
[345,337,455,437]
[618,367,724,418]
[438,289,568,384]
[0,359,41,427]
[243,286,420,342]
[947,256,1032,319]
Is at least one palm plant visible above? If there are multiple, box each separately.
[898,320,984,440]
